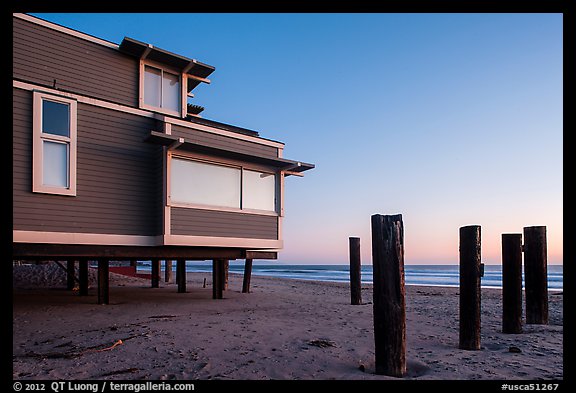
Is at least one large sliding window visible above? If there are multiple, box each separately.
[142,63,181,115]
[170,157,277,213]
[32,92,77,196]
[171,158,241,209]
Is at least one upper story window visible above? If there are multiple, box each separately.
[32,91,77,196]
[141,63,182,116]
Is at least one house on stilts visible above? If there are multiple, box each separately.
[12,13,314,303]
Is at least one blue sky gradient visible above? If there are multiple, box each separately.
[30,13,563,265]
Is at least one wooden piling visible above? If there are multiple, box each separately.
[79,258,89,296]
[242,259,253,293]
[459,225,482,350]
[523,226,548,324]
[176,259,186,293]
[349,237,362,305]
[371,214,406,377]
[151,258,160,288]
[66,259,76,290]
[165,260,173,283]
[98,258,109,305]
[223,260,229,290]
[502,234,523,334]
[213,259,224,299]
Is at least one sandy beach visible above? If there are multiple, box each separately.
[12,264,563,381]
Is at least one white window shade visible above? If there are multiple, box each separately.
[170,158,241,208]
[144,66,162,108]
[42,140,69,188]
[162,71,180,112]
[242,169,276,212]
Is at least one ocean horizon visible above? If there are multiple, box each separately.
[137,262,563,291]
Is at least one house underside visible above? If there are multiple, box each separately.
[13,243,274,303]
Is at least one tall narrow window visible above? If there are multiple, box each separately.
[143,64,181,114]
[32,92,77,196]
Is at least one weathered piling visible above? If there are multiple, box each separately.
[79,258,89,296]
[349,237,362,305]
[151,258,161,288]
[502,234,523,334]
[66,259,75,290]
[176,259,186,293]
[371,214,406,377]
[213,259,224,299]
[242,259,253,293]
[459,225,482,350]
[223,260,229,290]
[165,260,173,283]
[98,258,109,305]
[523,226,548,324]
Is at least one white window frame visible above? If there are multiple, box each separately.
[167,154,279,216]
[139,60,185,117]
[32,91,77,196]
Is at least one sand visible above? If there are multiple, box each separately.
[12,263,563,381]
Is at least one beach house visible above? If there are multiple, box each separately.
[12,13,314,302]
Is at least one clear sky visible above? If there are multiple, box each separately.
[30,13,563,265]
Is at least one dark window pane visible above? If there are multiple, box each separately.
[42,100,70,137]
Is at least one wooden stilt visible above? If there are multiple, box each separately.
[165,260,173,283]
[177,259,186,293]
[223,260,229,290]
[98,258,110,305]
[371,214,406,377]
[459,225,482,350]
[213,259,224,299]
[79,258,89,296]
[242,259,253,293]
[66,259,76,291]
[151,258,160,288]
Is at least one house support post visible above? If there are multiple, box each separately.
[371,214,406,377]
[98,258,110,305]
[213,259,224,299]
[502,233,523,334]
[223,260,229,290]
[151,258,161,288]
[177,259,186,293]
[165,260,173,283]
[66,259,76,291]
[459,225,482,350]
[79,258,89,296]
[523,226,548,324]
[242,259,253,293]
[349,237,362,305]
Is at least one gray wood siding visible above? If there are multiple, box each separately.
[13,16,139,107]
[13,88,163,236]
[171,207,278,240]
[171,124,279,159]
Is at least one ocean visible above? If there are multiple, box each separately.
[138,262,563,291]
